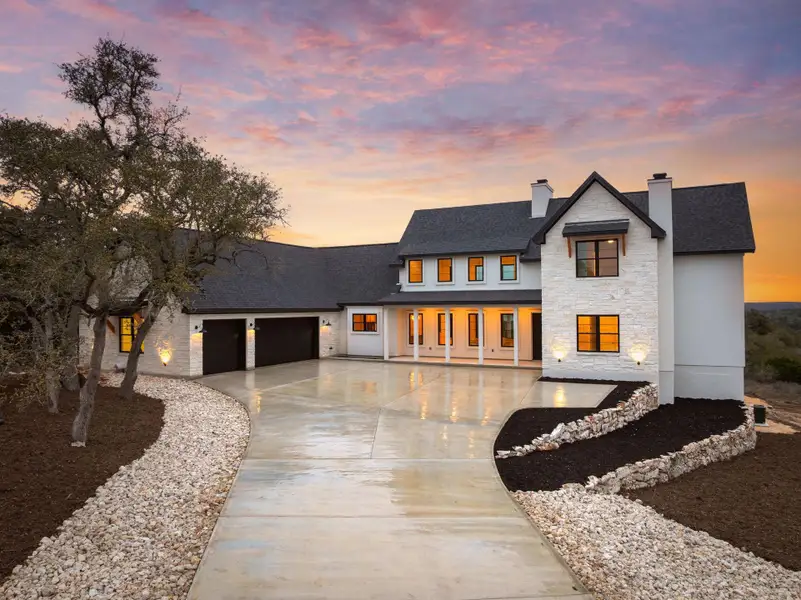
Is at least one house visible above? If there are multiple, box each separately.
[82,171,755,402]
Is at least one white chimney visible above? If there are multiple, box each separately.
[648,172,674,405]
[531,179,553,218]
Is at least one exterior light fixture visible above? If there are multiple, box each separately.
[551,343,567,363]
[320,319,332,332]
[159,348,172,366]
[628,344,648,366]
[193,324,208,334]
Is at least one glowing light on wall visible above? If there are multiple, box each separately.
[628,343,649,365]
[551,341,568,362]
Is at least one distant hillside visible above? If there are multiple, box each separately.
[746,302,801,312]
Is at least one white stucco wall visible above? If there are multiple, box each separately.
[343,306,384,357]
[399,254,541,292]
[540,181,660,381]
[674,254,745,399]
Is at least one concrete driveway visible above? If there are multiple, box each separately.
[189,360,609,600]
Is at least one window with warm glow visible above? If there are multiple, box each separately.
[119,316,144,353]
[437,313,454,345]
[408,313,423,345]
[408,259,423,283]
[500,255,517,280]
[576,239,619,277]
[577,315,619,352]
[468,257,484,282]
[437,258,453,282]
[352,313,378,332]
[500,313,515,347]
[468,313,485,346]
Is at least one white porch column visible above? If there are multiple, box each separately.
[513,306,519,366]
[382,307,390,360]
[477,307,484,365]
[413,308,419,361]
[444,307,451,363]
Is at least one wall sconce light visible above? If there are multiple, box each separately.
[159,349,172,366]
[628,344,648,366]
[321,319,332,327]
[551,343,567,363]
[193,324,208,334]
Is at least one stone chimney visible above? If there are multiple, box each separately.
[531,179,552,218]
[648,172,674,405]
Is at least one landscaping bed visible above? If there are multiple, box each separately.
[496,398,746,491]
[0,380,164,581]
[494,380,647,453]
[627,432,801,572]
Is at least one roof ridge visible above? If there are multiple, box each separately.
[622,181,745,195]
[412,199,530,213]
[317,242,397,249]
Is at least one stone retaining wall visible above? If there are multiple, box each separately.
[583,404,756,494]
[497,384,659,458]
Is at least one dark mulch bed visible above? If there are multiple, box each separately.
[0,382,164,581]
[627,433,801,571]
[496,398,746,492]
[493,381,648,454]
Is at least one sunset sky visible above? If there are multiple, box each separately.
[1,0,800,301]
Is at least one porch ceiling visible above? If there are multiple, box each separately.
[376,289,542,306]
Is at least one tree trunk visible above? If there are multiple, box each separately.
[43,312,59,414]
[61,304,82,392]
[72,312,108,445]
[118,305,161,401]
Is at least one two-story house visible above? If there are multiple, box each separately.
[82,171,755,403]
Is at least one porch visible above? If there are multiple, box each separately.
[388,356,541,369]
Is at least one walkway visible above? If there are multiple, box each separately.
[189,360,610,599]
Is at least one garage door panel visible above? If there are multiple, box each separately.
[256,317,318,367]
[202,319,247,375]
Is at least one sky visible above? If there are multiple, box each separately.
[1,0,800,301]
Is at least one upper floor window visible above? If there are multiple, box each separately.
[500,255,517,281]
[500,313,515,347]
[577,315,619,352]
[352,313,378,332]
[576,239,619,277]
[468,257,484,282]
[119,315,144,353]
[437,258,453,282]
[408,313,423,345]
[437,313,454,346]
[408,259,423,283]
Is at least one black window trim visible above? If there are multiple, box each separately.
[408,258,424,284]
[437,257,453,282]
[407,312,424,345]
[576,314,620,353]
[437,312,454,346]
[500,312,515,347]
[500,255,518,281]
[575,239,620,278]
[352,312,378,333]
[467,256,485,282]
[118,315,142,354]
[467,312,486,347]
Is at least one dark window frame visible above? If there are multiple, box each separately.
[576,314,620,353]
[467,256,485,282]
[500,255,518,281]
[437,257,453,282]
[408,313,424,345]
[500,313,515,347]
[352,313,378,333]
[437,312,454,346]
[467,312,485,347]
[119,315,143,354]
[575,239,619,278]
[408,259,423,283]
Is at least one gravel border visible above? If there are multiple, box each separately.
[0,375,249,600]
[516,488,801,600]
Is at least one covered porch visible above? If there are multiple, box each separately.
[388,355,541,369]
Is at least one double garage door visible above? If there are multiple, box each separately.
[202,317,319,375]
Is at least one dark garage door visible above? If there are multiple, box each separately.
[202,319,247,375]
[256,317,319,367]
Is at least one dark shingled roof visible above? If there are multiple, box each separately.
[562,219,630,237]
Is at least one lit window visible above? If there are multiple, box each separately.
[576,240,619,278]
[352,313,378,332]
[437,313,454,346]
[408,313,423,345]
[468,313,485,347]
[468,257,484,282]
[437,258,452,282]
[119,316,144,353]
[577,315,619,352]
[408,259,423,283]
[500,313,515,347]
[500,255,517,281]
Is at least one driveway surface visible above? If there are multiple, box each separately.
[189,360,610,600]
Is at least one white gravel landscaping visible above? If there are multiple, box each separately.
[516,488,801,600]
[0,375,249,600]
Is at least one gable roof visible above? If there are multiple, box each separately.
[533,171,666,244]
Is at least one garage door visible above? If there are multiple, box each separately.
[202,319,247,375]
[255,317,319,367]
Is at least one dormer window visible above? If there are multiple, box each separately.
[576,240,619,277]
[437,258,453,282]
[500,255,517,281]
[408,259,423,283]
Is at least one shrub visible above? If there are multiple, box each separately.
[766,356,801,384]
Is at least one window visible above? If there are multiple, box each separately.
[119,316,144,353]
[468,313,485,347]
[437,258,453,282]
[500,313,515,347]
[408,313,424,345]
[577,315,620,352]
[576,239,619,277]
[500,255,517,281]
[437,313,454,346]
[352,313,378,332]
[468,257,484,282]
[408,259,423,283]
